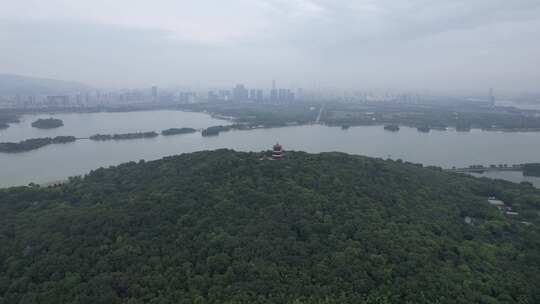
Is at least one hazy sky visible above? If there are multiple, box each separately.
[1,0,540,91]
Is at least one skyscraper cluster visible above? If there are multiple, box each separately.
[207,81,296,103]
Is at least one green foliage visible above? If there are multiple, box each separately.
[89,132,159,141]
[523,163,540,177]
[161,128,197,136]
[180,102,320,126]
[201,125,231,136]
[0,150,539,303]
[323,102,540,131]
[31,118,64,129]
[0,136,76,153]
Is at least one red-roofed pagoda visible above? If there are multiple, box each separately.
[272,143,284,160]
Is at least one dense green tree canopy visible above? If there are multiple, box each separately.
[89,132,159,141]
[0,136,76,153]
[0,150,539,303]
[31,118,63,129]
[161,128,197,136]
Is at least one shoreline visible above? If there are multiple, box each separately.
[4,105,540,133]
[5,120,540,154]
[4,150,540,190]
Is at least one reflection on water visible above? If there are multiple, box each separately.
[1,110,540,187]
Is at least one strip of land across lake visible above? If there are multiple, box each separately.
[0,123,273,153]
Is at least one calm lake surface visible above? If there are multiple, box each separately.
[1,110,540,188]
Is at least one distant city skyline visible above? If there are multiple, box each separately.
[1,73,535,101]
[1,1,540,92]
[1,80,506,110]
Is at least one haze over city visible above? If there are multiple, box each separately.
[2,0,540,92]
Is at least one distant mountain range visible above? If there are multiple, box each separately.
[0,74,91,95]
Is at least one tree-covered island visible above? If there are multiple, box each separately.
[31,118,64,129]
[161,128,197,136]
[0,136,76,153]
[89,131,159,141]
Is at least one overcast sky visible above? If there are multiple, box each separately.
[1,0,539,92]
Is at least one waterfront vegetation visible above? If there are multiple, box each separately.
[201,124,262,136]
[161,128,197,136]
[523,163,540,177]
[179,102,319,127]
[31,118,64,129]
[89,131,159,141]
[176,101,540,132]
[1,125,204,153]
[201,125,232,136]
[321,102,540,131]
[0,136,76,153]
[5,99,540,134]
[0,113,19,129]
[0,150,539,303]
[384,124,399,131]
[1,130,164,153]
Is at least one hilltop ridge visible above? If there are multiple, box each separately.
[0,150,539,303]
[0,74,90,95]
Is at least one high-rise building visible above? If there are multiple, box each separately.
[270,80,278,102]
[219,90,231,101]
[233,84,249,101]
[489,88,495,106]
[75,93,82,105]
[278,89,286,101]
[288,91,295,102]
[46,95,70,107]
[256,89,264,102]
[296,88,304,101]
[151,86,158,101]
[277,89,295,102]
[249,89,257,101]
[208,91,219,102]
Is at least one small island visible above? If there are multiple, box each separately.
[0,136,76,153]
[201,125,232,137]
[456,125,471,132]
[89,131,159,141]
[417,126,430,133]
[31,118,64,129]
[161,128,197,136]
[384,124,400,132]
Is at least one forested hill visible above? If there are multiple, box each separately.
[0,74,90,95]
[1,150,539,303]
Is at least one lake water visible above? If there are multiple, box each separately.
[1,110,540,188]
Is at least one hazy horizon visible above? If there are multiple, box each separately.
[1,1,540,92]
